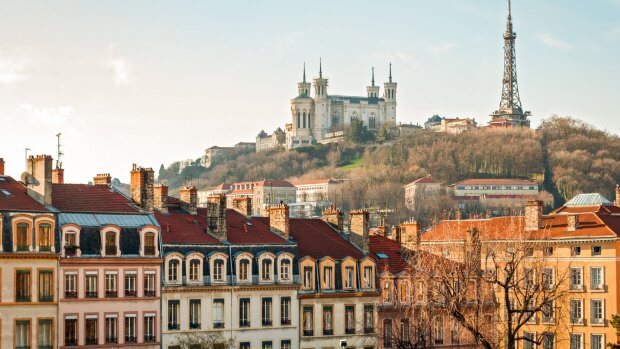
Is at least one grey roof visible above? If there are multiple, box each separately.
[58,212,160,228]
[564,193,613,207]
[328,95,384,105]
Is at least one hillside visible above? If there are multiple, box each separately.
[158,116,620,223]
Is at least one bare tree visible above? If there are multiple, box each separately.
[170,332,234,349]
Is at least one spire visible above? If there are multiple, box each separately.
[506,0,513,34]
[303,62,306,83]
[389,62,392,83]
[371,67,375,86]
[319,57,323,79]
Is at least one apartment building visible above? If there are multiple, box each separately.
[223,180,297,216]
[290,179,346,218]
[403,176,441,211]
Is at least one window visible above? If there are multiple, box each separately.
[570,299,583,324]
[590,267,604,290]
[303,266,313,289]
[144,272,156,297]
[262,341,272,349]
[38,319,53,349]
[572,246,581,256]
[592,246,602,256]
[363,266,373,288]
[570,268,583,290]
[239,259,250,281]
[240,342,251,349]
[323,266,333,289]
[280,259,290,281]
[124,273,136,297]
[168,300,180,330]
[523,332,535,349]
[190,300,201,329]
[543,246,554,256]
[450,322,459,345]
[105,316,117,343]
[323,306,333,335]
[280,340,291,349]
[125,315,136,343]
[542,268,554,290]
[542,332,554,349]
[591,300,604,325]
[383,281,392,303]
[261,259,272,280]
[64,232,78,256]
[303,306,313,336]
[86,273,98,298]
[213,299,224,328]
[64,318,77,346]
[570,333,582,349]
[16,319,31,349]
[105,273,117,298]
[85,317,98,345]
[345,305,355,334]
[189,259,201,282]
[38,270,53,302]
[16,270,31,302]
[591,334,604,349]
[383,319,393,348]
[168,260,179,282]
[144,315,155,342]
[213,259,224,281]
[38,223,52,251]
[344,266,354,289]
[239,298,250,327]
[364,304,374,333]
[104,231,117,256]
[16,223,29,251]
[280,297,291,325]
[542,301,554,323]
[64,273,77,298]
[401,318,410,343]
[399,281,409,303]
[262,298,272,326]
[144,233,156,256]
[369,116,376,129]
[433,317,443,345]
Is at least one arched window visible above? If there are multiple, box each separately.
[261,258,273,281]
[189,259,201,282]
[105,231,117,256]
[213,259,224,281]
[383,281,392,303]
[168,260,179,282]
[383,319,393,348]
[239,259,250,281]
[399,281,409,303]
[302,112,307,129]
[144,233,155,256]
[38,223,52,251]
[296,111,301,129]
[279,259,291,281]
[369,114,376,129]
[16,223,29,251]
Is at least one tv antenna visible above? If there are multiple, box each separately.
[55,133,63,169]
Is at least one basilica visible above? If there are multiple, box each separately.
[286,61,397,148]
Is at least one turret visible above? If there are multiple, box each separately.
[297,62,311,98]
[366,67,380,98]
[383,63,397,122]
[313,58,328,99]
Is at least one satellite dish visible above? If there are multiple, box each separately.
[21,172,39,186]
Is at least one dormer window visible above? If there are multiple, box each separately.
[104,231,118,256]
[144,233,155,256]
[189,259,201,282]
[279,259,291,281]
[344,266,354,289]
[363,266,374,289]
[16,223,30,252]
[261,259,273,281]
[323,266,333,289]
[239,259,250,281]
[168,260,179,283]
[303,266,313,290]
[213,259,225,282]
[38,223,52,252]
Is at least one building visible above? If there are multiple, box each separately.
[419,192,620,349]
[0,156,59,349]
[204,143,256,168]
[403,176,441,211]
[290,179,346,218]
[55,168,162,348]
[286,62,397,149]
[225,180,297,216]
[157,190,300,349]
[256,128,286,152]
[197,184,231,207]
[295,208,378,349]
[449,178,547,214]
[423,115,477,134]
[393,123,423,139]
[489,0,531,128]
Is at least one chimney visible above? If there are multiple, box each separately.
[93,173,111,186]
[525,200,543,231]
[207,195,227,241]
[399,219,420,246]
[269,204,290,238]
[349,210,370,254]
[25,155,53,205]
[390,225,400,243]
[52,168,64,184]
[322,205,344,231]
[232,197,252,216]
[375,226,387,237]
[0,158,5,176]
[130,164,154,211]
[154,184,168,214]
[616,184,620,207]
[179,185,198,215]
[567,215,579,232]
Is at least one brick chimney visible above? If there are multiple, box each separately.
[390,225,400,242]
[154,184,168,214]
[130,164,154,211]
[179,185,198,215]
[399,219,420,246]
[616,184,620,207]
[349,210,369,254]
[232,197,252,216]
[525,200,543,231]
[25,155,53,205]
[51,168,64,184]
[322,205,344,231]
[93,173,111,186]
[0,158,5,176]
[269,204,290,238]
[567,214,579,232]
[207,195,227,241]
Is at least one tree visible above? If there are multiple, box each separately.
[347,119,374,143]
[170,332,234,349]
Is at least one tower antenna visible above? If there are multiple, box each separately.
[55,133,63,169]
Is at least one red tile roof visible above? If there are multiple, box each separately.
[0,176,48,212]
[52,184,139,213]
[291,179,334,186]
[255,180,295,188]
[406,176,437,186]
[369,235,409,274]
[452,178,537,186]
[279,218,363,259]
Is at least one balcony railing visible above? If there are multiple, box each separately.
[190,322,201,329]
[85,291,98,298]
[364,327,374,334]
[591,284,605,291]
[144,290,156,297]
[105,245,117,256]
[144,246,156,256]
[105,290,117,298]
[85,337,97,345]
[16,346,31,349]
[125,290,137,297]
[17,245,29,252]
[280,319,291,326]
[570,317,584,325]
[65,290,77,298]
[125,336,137,343]
[262,320,272,326]
[105,337,117,344]
[144,335,155,342]
[64,338,77,346]
[39,245,52,252]
[303,330,313,336]
[570,283,584,291]
[591,317,604,325]
[239,320,251,328]
[213,322,224,329]
[345,328,355,334]
[323,329,333,336]
[16,295,31,302]
[172,274,301,287]
[168,323,179,330]
[64,245,79,257]
[39,294,53,302]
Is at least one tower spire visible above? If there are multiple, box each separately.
[303,62,306,83]
[371,67,375,87]
[389,62,392,83]
[319,58,323,79]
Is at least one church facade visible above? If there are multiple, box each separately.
[286,62,397,149]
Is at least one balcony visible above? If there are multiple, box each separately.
[17,245,29,252]
[144,335,155,342]
[64,338,77,346]
[303,330,313,337]
[280,319,291,326]
[85,291,98,298]
[85,337,98,345]
[39,294,53,302]
[105,290,117,298]
[168,323,179,330]
[144,246,156,256]
[65,290,77,299]
[345,328,355,335]
[105,245,117,256]
[323,329,333,336]
[213,322,225,329]
[570,284,584,291]
[144,290,156,297]
[364,327,374,334]
[125,336,137,343]
[239,320,251,328]
[125,290,137,297]
[16,295,30,302]
[105,337,117,344]
[190,322,201,329]
[262,320,272,326]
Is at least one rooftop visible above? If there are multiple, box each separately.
[52,184,139,213]
[0,176,49,212]
[452,178,538,186]
[565,193,613,207]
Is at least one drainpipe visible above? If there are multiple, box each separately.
[228,244,234,342]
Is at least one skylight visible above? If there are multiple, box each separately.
[1,189,10,196]
[375,252,389,259]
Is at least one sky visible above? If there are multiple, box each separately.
[0,0,618,183]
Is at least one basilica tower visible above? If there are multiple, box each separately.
[367,67,380,98]
[383,63,397,123]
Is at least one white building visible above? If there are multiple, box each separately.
[290,179,347,217]
[286,62,397,148]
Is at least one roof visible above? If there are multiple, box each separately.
[328,95,385,105]
[255,180,295,188]
[452,178,538,186]
[58,213,158,228]
[369,235,409,274]
[405,176,438,186]
[0,176,48,212]
[52,184,139,213]
[292,179,335,186]
[565,193,613,207]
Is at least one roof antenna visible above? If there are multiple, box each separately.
[55,133,63,169]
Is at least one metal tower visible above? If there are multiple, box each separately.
[490,0,531,127]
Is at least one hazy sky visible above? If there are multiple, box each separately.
[1,0,618,183]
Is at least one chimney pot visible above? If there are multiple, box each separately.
[93,173,112,186]
[232,197,252,216]
[322,205,344,231]
[52,168,64,184]
[0,158,5,176]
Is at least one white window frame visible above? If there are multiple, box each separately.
[100,226,121,257]
[590,267,604,291]
[138,226,159,257]
[211,254,227,283]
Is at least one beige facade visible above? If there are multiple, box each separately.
[403,176,441,211]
